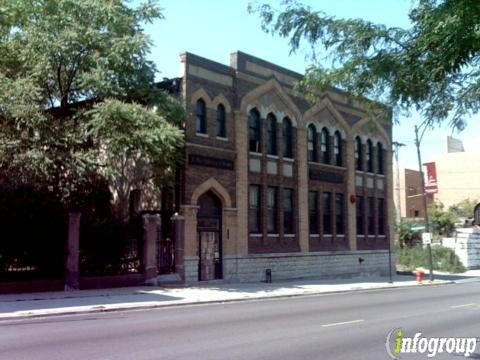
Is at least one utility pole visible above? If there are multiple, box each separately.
[414,123,434,282]
[392,141,405,224]
[389,141,405,284]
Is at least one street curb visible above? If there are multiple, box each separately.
[0,280,455,322]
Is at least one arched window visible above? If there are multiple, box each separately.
[320,127,330,164]
[196,99,206,134]
[355,137,363,171]
[216,104,226,138]
[283,117,293,158]
[366,139,373,172]
[266,113,277,155]
[377,142,384,175]
[334,131,342,166]
[248,108,261,153]
[307,124,317,162]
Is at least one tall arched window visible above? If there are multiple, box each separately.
[334,131,342,166]
[355,137,363,171]
[248,108,261,153]
[266,113,277,155]
[283,117,293,158]
[366,139,373,172]
[307,124,317,162]
[216,104,226,138]
[377,142,384,175]
[320,127,330,164]
[196,99,206,134]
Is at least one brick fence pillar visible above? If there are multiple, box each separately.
[65,212,80,291]
[143,214,160,284]
[171,213,185,281]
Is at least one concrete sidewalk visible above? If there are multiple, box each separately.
[3,270,478,320]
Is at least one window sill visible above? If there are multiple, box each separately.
[378,235,386,237]
[196,132,209,138]
[249,151,262,157]
[267,233,279,237]
[283,157,295,163]
[284,234,296,237]
[336,234,345,237]
[266,154,279,159]
[216,136,228,141]
[357,235,365,237]
[249,233,263,237]
[309,234,320,237]
[323,234,333,237]
[309,162,346,170]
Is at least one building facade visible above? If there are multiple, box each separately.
[174,51,394,283]
[394,137,480,222]
[433,151,480,210]
[394,168,433,219]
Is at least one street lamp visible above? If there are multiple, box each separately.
[414,121,434,282]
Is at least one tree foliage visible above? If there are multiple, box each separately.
[448,198,478,218]
[428,202,456,236]
[0,0,185,208]
[250,0,480,128]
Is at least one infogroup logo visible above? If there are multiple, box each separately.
[385,328,478,358]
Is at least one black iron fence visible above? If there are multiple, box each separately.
[0,185,66,281]
[79,216,143,276]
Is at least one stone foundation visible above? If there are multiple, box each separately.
[184,250,394,284]
[442,228,480,269]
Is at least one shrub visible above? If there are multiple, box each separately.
[396,243,466,273]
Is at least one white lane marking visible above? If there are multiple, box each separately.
[322,319,364,327]
[451,303,476,309]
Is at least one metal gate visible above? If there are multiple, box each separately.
[152,210,175,275]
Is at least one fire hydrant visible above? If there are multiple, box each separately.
[416,268,425,283]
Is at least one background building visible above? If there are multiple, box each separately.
[172,51,394,283]
[394,168,433,219]
[394,137,480,222]
[434,140,480,209]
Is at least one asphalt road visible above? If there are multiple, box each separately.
[1,281,480,360]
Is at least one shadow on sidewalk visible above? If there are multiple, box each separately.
[0,290,183,314]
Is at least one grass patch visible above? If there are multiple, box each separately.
[396,243,466,273]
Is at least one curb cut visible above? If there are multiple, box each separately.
[0,280,455,322]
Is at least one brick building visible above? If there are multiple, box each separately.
[172,51,394,283]
[394,168,434,219]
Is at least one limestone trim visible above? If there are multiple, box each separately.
[236,72,300,98]
[240,78,302,125]
[186,142,236,153]
[190,88,212,107]
[212,93,232,113]
[191,177,233,208]
[302,97,349,137]
[188,64,233,87]
[351,116,391,146]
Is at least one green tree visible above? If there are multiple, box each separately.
[0,0,185,210]
[250,0,480,128]
[449,198,478,218]
[428,202,456,236]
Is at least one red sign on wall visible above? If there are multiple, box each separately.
[423,162,438,194]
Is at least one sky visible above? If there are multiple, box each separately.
[139,0,480,170]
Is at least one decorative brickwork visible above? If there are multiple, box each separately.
[176,51,394,283]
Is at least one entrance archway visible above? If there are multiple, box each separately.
[197,191,223,281]
[474,203,480,225]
